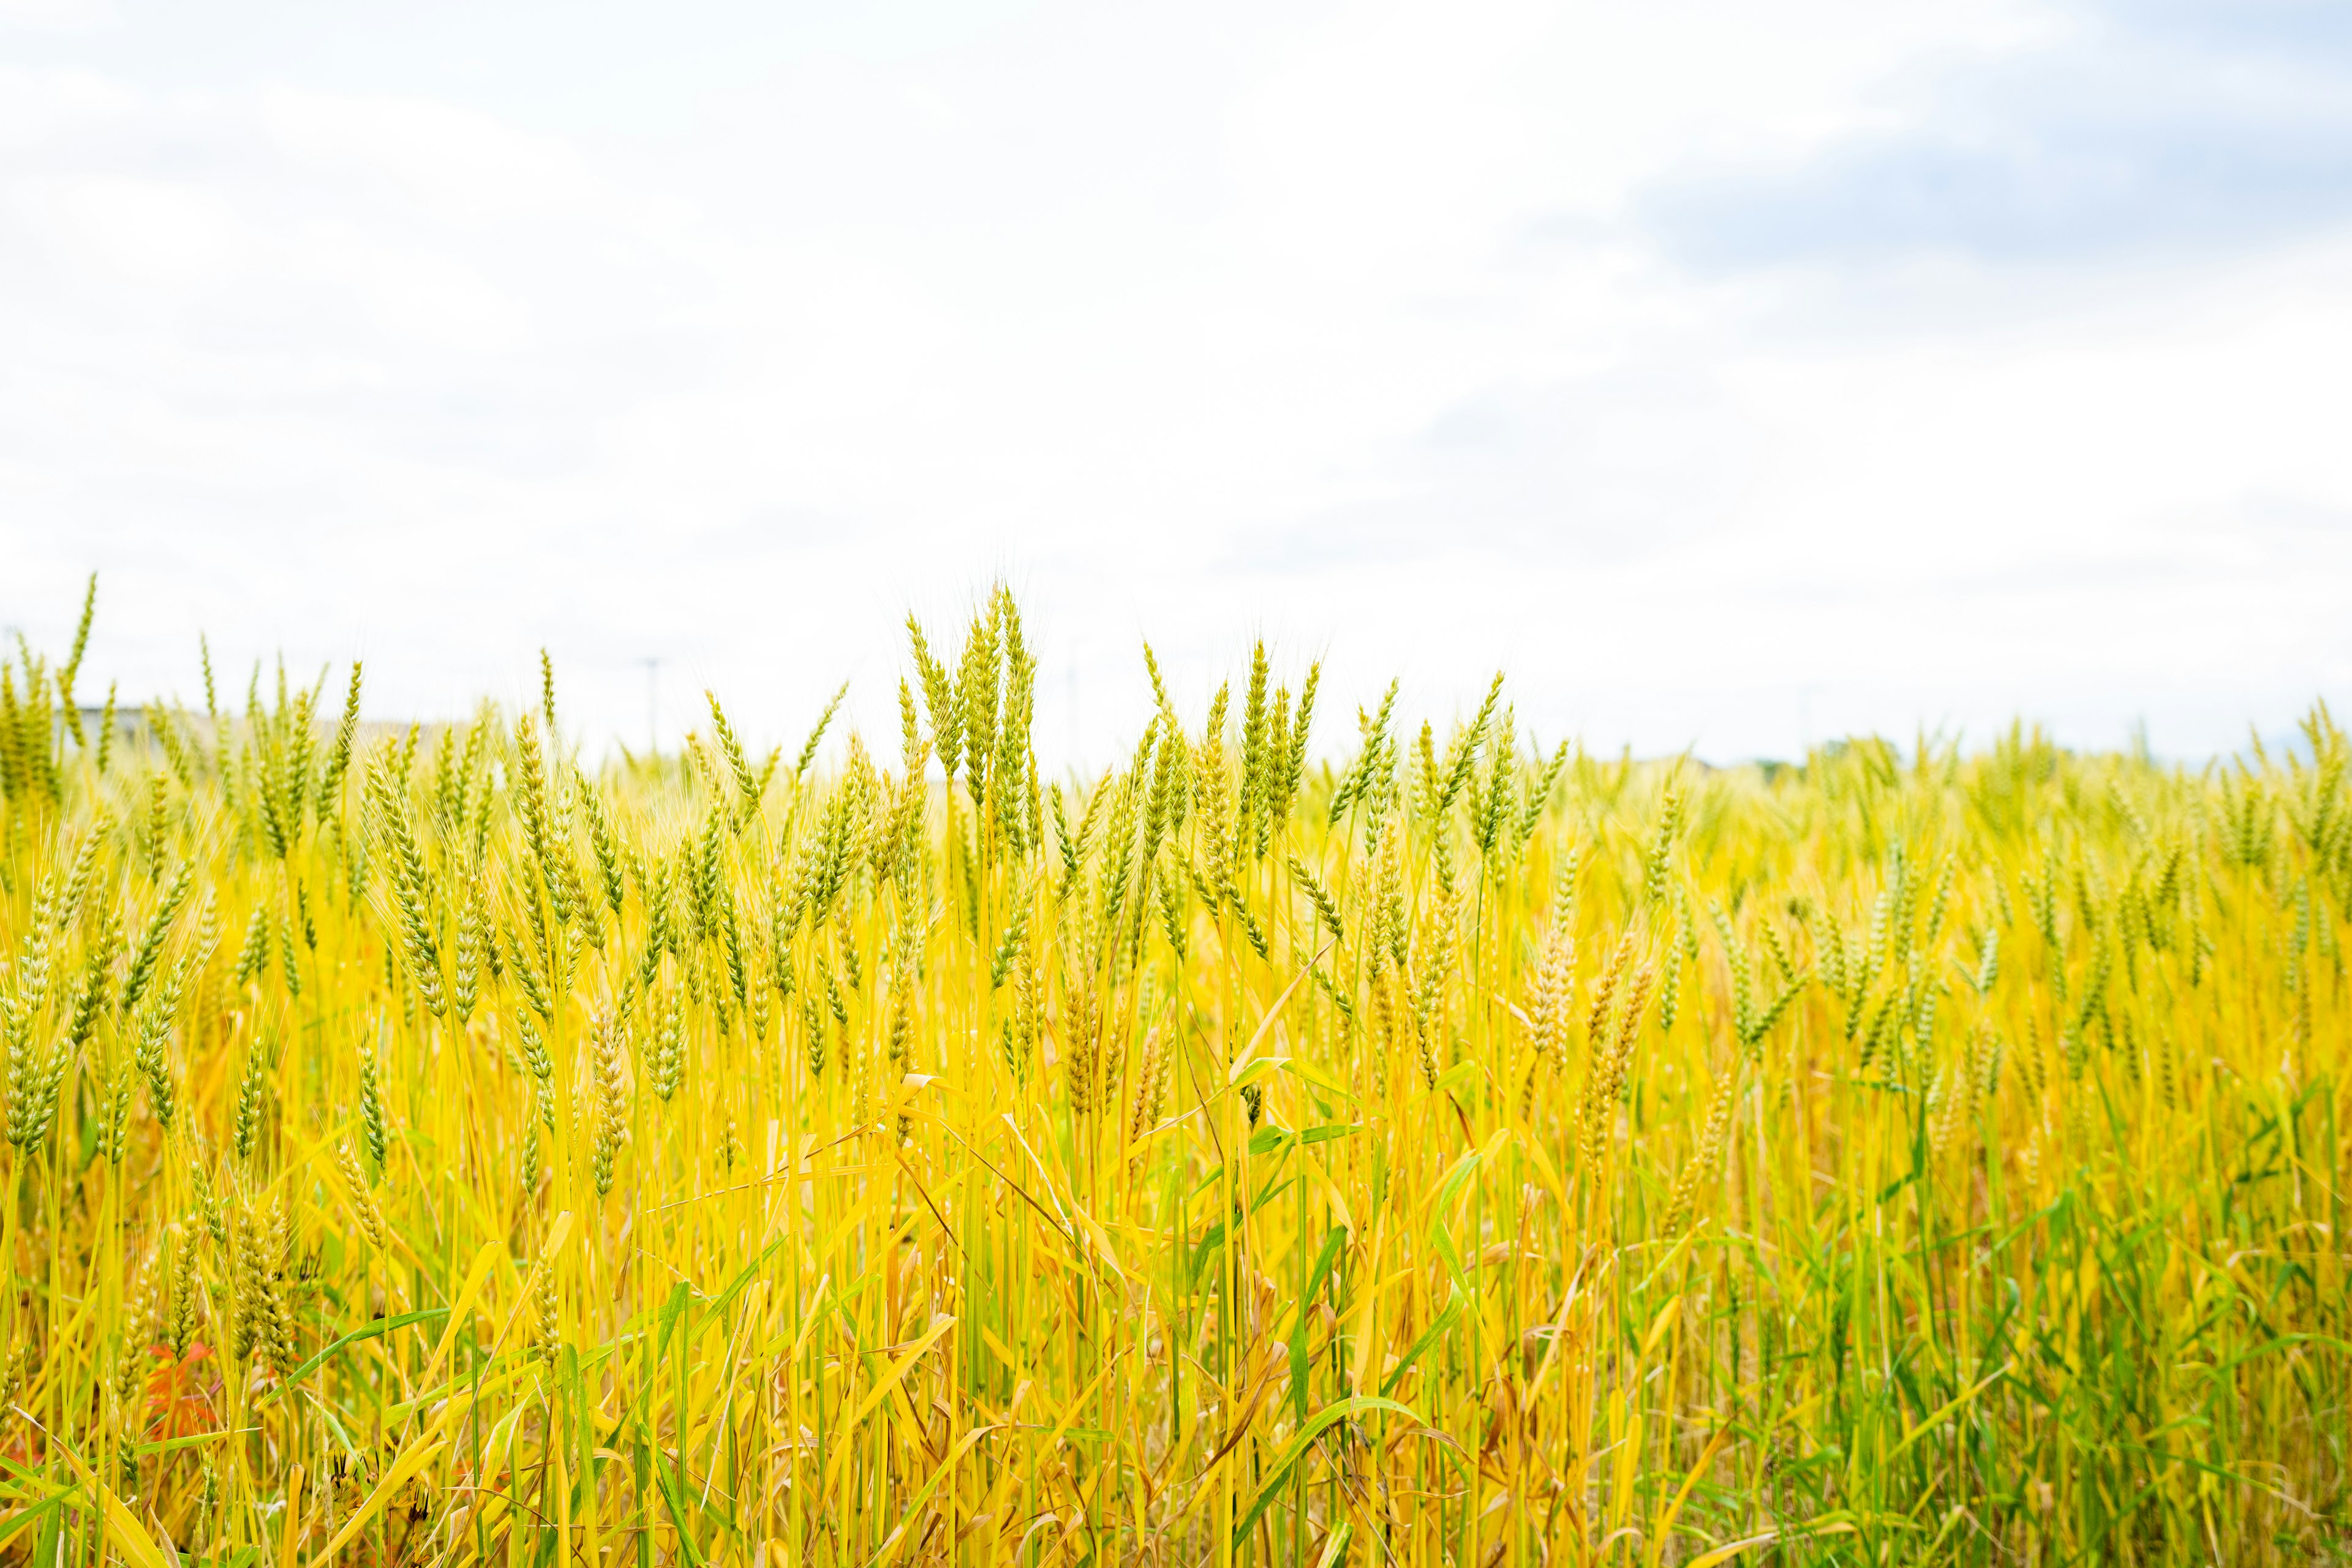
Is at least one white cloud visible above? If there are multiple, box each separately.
[0,0,111,32]
[37,175,243,282]
[257,89,598,221]
[1,0,2347,766]
[1646,0,2352,265]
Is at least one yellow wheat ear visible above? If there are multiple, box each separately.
[0,586,2338,1568]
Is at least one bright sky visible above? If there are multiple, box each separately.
[6,0,2351,764]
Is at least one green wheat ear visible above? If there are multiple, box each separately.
[0,581,2341,1567]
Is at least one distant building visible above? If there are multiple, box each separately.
[75,704,153,747]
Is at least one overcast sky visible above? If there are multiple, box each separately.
[6,0,2351,764]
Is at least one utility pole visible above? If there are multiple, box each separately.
[643,657,662,758]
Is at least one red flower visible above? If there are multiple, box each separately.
[143,1342,220,1439]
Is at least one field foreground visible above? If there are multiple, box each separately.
[0,585,2345,1566]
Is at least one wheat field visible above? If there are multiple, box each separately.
[0,579,2343,1566]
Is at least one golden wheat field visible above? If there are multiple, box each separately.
[0,579,2343,1567]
